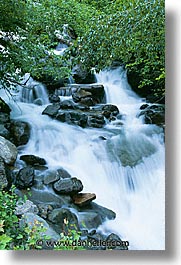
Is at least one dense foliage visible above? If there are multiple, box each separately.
[0,0,165,100]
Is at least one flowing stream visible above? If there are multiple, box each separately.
[1,67,165,250]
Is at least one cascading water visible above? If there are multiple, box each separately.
[1,67,165,250]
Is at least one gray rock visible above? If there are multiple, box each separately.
[78,202,116,223]
[43,168,71,185]
[0,124,10,139]
[20,154,46,166]
[48,208,79,232]
[20,213,60,248]
[56,168,72,179]
[53,177,83,195]
[0,156,8,190]
[43,171,60,185]
[0,136,18,165]
[59,100,75,109]
[87,115,105,128]
[139,104,165,126]
[42,104,60,117]
[15,166,35,189]
[102,104,119,116]
[106,233,129,250]
[38,204,54,219]
[9,120,30,146]
[72,89,93,106]
[78,212,102,229]
[49,94,60,103]
[25,187,71,206]
[15,200,39,215]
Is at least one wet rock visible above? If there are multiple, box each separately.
[0,112,10,124]
[43,168,71,185]
[20,154,46,166]
[15,200,39,216]
[72,193,96,207]
[72,89,93,106]
[72,84,105,105]
[79,212,102,230]
[59,100,75,109]
[0,136,18,165]
[42,104,60,117]
[20,213,60,248]
[48,208,79,233]
[15,166,35,189]
[49,94,60,103]
[0,156,8,190]
[87,115,105,128]
[106,233,129,250]
[0,97,11,114]
[56,112,66,122]
[79,202,116,222]
[9,121,30,146]
[0,124,10,139]
[26,187,71,206]
[56,168,72,179]
[38,204,54,219]
[53,177,83,195]
[99,136,107,140]
[139,104,165,126]
[140,103,149,110]
[102,104,119,116]
[74,104,90,111]
[43,171,60,185]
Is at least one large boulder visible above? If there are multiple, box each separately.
[15,166,35,189]
[25,187,71,206]
[78,202,116,223]
[48,208,79,233]
[42,104,60,117]
[72,89,93,106]
[53,177,83,195]
[0,136,18,165]
[8,120,30,146]
[20,154,46,166]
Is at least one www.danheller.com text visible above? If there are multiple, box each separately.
[35,238,129,249]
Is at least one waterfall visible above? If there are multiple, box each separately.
[18,74,49,105]
[2,67,165,250]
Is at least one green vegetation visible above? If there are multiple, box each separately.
[0,0,165,100]
[0,187,85,250]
